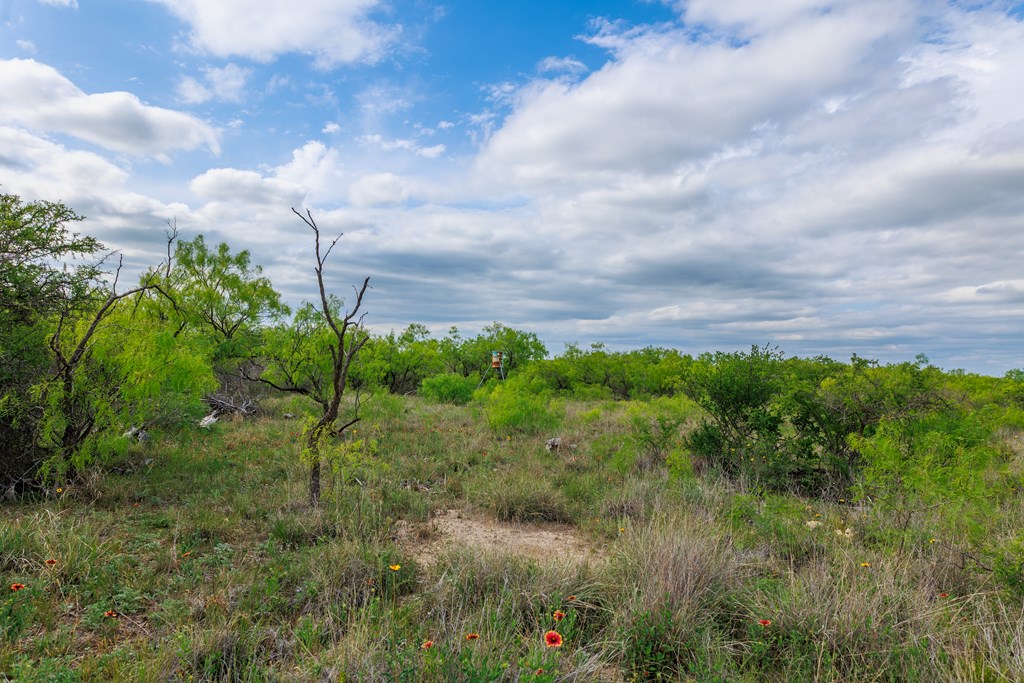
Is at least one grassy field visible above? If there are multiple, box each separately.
[3,394,1023,682]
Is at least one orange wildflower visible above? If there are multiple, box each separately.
[466,633,480,640]
[389,564,401,571]
[544,630,563,648]
[758,619,772,626]
[104,610,117,618]
[939,592,949,598]
[553,610,566,622]
[10,583,25,592]
[421,639,434,650]
[566,595,577,602]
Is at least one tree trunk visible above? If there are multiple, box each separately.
[309,459,321,506]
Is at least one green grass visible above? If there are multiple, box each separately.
[2,397,1024,681]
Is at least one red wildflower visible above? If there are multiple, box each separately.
[939,592,949,598]
[553,610,566,622]
[535,668,545,675]
[104,610,117,618]
[466,633,480,640]
[758,619,772,627]
[45,559,57,566]
[566,595,577,602]
[544,630,563,648]
[421,639,434,650]
[10,583,25,592]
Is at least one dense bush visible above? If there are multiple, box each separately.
[480,378,562,436]
[419,373,478,405]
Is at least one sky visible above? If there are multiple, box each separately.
[2,0,1024,375]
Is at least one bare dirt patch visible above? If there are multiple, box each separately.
[396,508,604,567]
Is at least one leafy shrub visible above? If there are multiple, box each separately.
[681,345,786,477]
[615,397,694,472]
[991,534,1024,597]
[620,603,685,680]
[481,380,561,436]
[852,404,1001,539]
[420,373,478,405]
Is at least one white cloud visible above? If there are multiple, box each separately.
[0,59,219,156]
[0,125,192,261]
[37,0,77,6]
[16,40,36,54]
[359,133,445,158]
[479,1,911,188]
[417,144,445,159]
[190,167,305,205]
[152,0,398,66]
[177,63,250,104]
[273,141,345,200]
[322,122,341,134]
[537,56,587,76]
[680,0,845,36]
[348,172,409,207]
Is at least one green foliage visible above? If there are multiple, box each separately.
[146,234,289,368]
[524,343,691,400]
[355,324,444,393]
[679,349,956,497]
[0,192,101,324]
[420,373,478,405]
[4,395,1024,681]
[486,474,572,524]
[620,603,686,681]
[299,413,382,486]
[31,295,216,480]
[1,193,105,487]
[615,397,695,472]
[259,302,337,409]
[1005,369,1024,407]
[682,345,786,478]
[852,404,1002,537]
[481,378,562,436]
[1,195,222,485]
[991,533,1024,597]
[439,323,547,378]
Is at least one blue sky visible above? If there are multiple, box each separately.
[2,0,1024,374]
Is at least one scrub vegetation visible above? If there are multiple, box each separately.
[4,194,1024,681]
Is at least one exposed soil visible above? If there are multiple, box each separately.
[395,508,605,567]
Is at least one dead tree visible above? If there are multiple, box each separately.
[292,208,370,506]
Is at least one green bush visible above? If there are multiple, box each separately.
[481,380,561,436]
[620,603,688,680]
[420,373,478,405]
[681,345,786,477]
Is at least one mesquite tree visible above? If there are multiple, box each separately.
[258,209,369,505]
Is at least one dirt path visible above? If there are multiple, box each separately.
[396,508,604,567]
